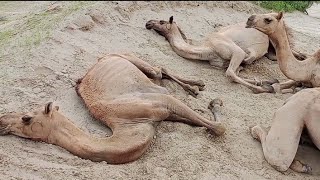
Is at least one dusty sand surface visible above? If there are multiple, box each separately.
[0,1,320,180]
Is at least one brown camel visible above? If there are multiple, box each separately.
[0,53,226,164]
[246,12,320,94]
[250,87,320,173]
[145,16,306,94]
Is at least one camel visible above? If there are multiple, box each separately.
[246,12,320,94]
[250,87,320,173]
[0,53,226,164]
[145,16,307,94]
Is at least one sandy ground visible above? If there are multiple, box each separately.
[0,1,320,180]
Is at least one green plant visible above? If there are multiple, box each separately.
[256,1,315,13]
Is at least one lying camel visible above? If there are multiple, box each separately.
[146,16,306,94]
[0,53,226,164]
[250,88,320,173]
[246,12,320,94]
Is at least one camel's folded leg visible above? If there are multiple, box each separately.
[243,78,279,86]
[251,125,308,173]
[250,93,314,173]
[292,49,308,61]
[243,47,258,65]
[161,67,205,88]
[271,80,301,94]
[116,53,162,80]
[225,48,274,94]
[161,68,202,97]
[163,95,226,136]
[161,69,205,90]
[118,53,202,97]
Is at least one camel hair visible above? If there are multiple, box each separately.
[145,16,307,94]
[246,12,320,94]
[0,53,226,164]
[250,87,320,173]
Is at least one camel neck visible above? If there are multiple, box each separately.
[47,117,111,162]
[167,29,216,61]
[269,21,309,81]
[46,112,154,164]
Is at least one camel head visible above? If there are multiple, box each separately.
[245,12,284,35]
[146,16,185,40]
[0,102,60,141]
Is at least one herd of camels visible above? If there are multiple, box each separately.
[1,11,320,175]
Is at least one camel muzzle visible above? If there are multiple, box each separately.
[245,15,256,28]
[145,20,155,29]
[0,117,10,135]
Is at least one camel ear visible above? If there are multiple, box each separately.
[44,102,53,116]
[169,16,173,24]
[276,11,283,21]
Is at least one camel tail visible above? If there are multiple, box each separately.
[164,95,226,136]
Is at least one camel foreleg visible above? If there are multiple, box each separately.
[163,95,226,136]
[225,48,274,93]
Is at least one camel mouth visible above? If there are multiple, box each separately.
[0,121,10,135]
[245,22,253,28]
[145,21,154,29]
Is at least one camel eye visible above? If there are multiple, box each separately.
[264,18,272,24]
[22,115,32,125]
[160,20,165,25]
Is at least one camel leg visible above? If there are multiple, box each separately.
[161,67,205,92]
[161,68,205,90]
[251,125,310,173]
[225,47,273,93]
[117,53,162,80]
[163,95,226,136]
[271,80,301,94]
[251,91,315,173]
[243,78,279,86]
[292,49,307,61]
[243,47,258,65]
[118,54,202,97]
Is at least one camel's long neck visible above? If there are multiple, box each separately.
[269,21,310,81]
[48,119,112,161]
[166,29,215,61]
[47,113,153,164]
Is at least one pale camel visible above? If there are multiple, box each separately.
[250,87,320,173]
[246,12,320,94]
[0,53,226,164]
[145,16,306,94]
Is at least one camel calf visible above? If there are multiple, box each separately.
[0,53,226,164]
[251,88,320,173]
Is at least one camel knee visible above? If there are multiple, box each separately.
[225,69,236,82]
[264,151,292,172]
[270,161,291,172]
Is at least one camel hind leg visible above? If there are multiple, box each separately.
[163,95,226,136]
[118,53,204,97]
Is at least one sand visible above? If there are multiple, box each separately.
[0,1,320,180]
